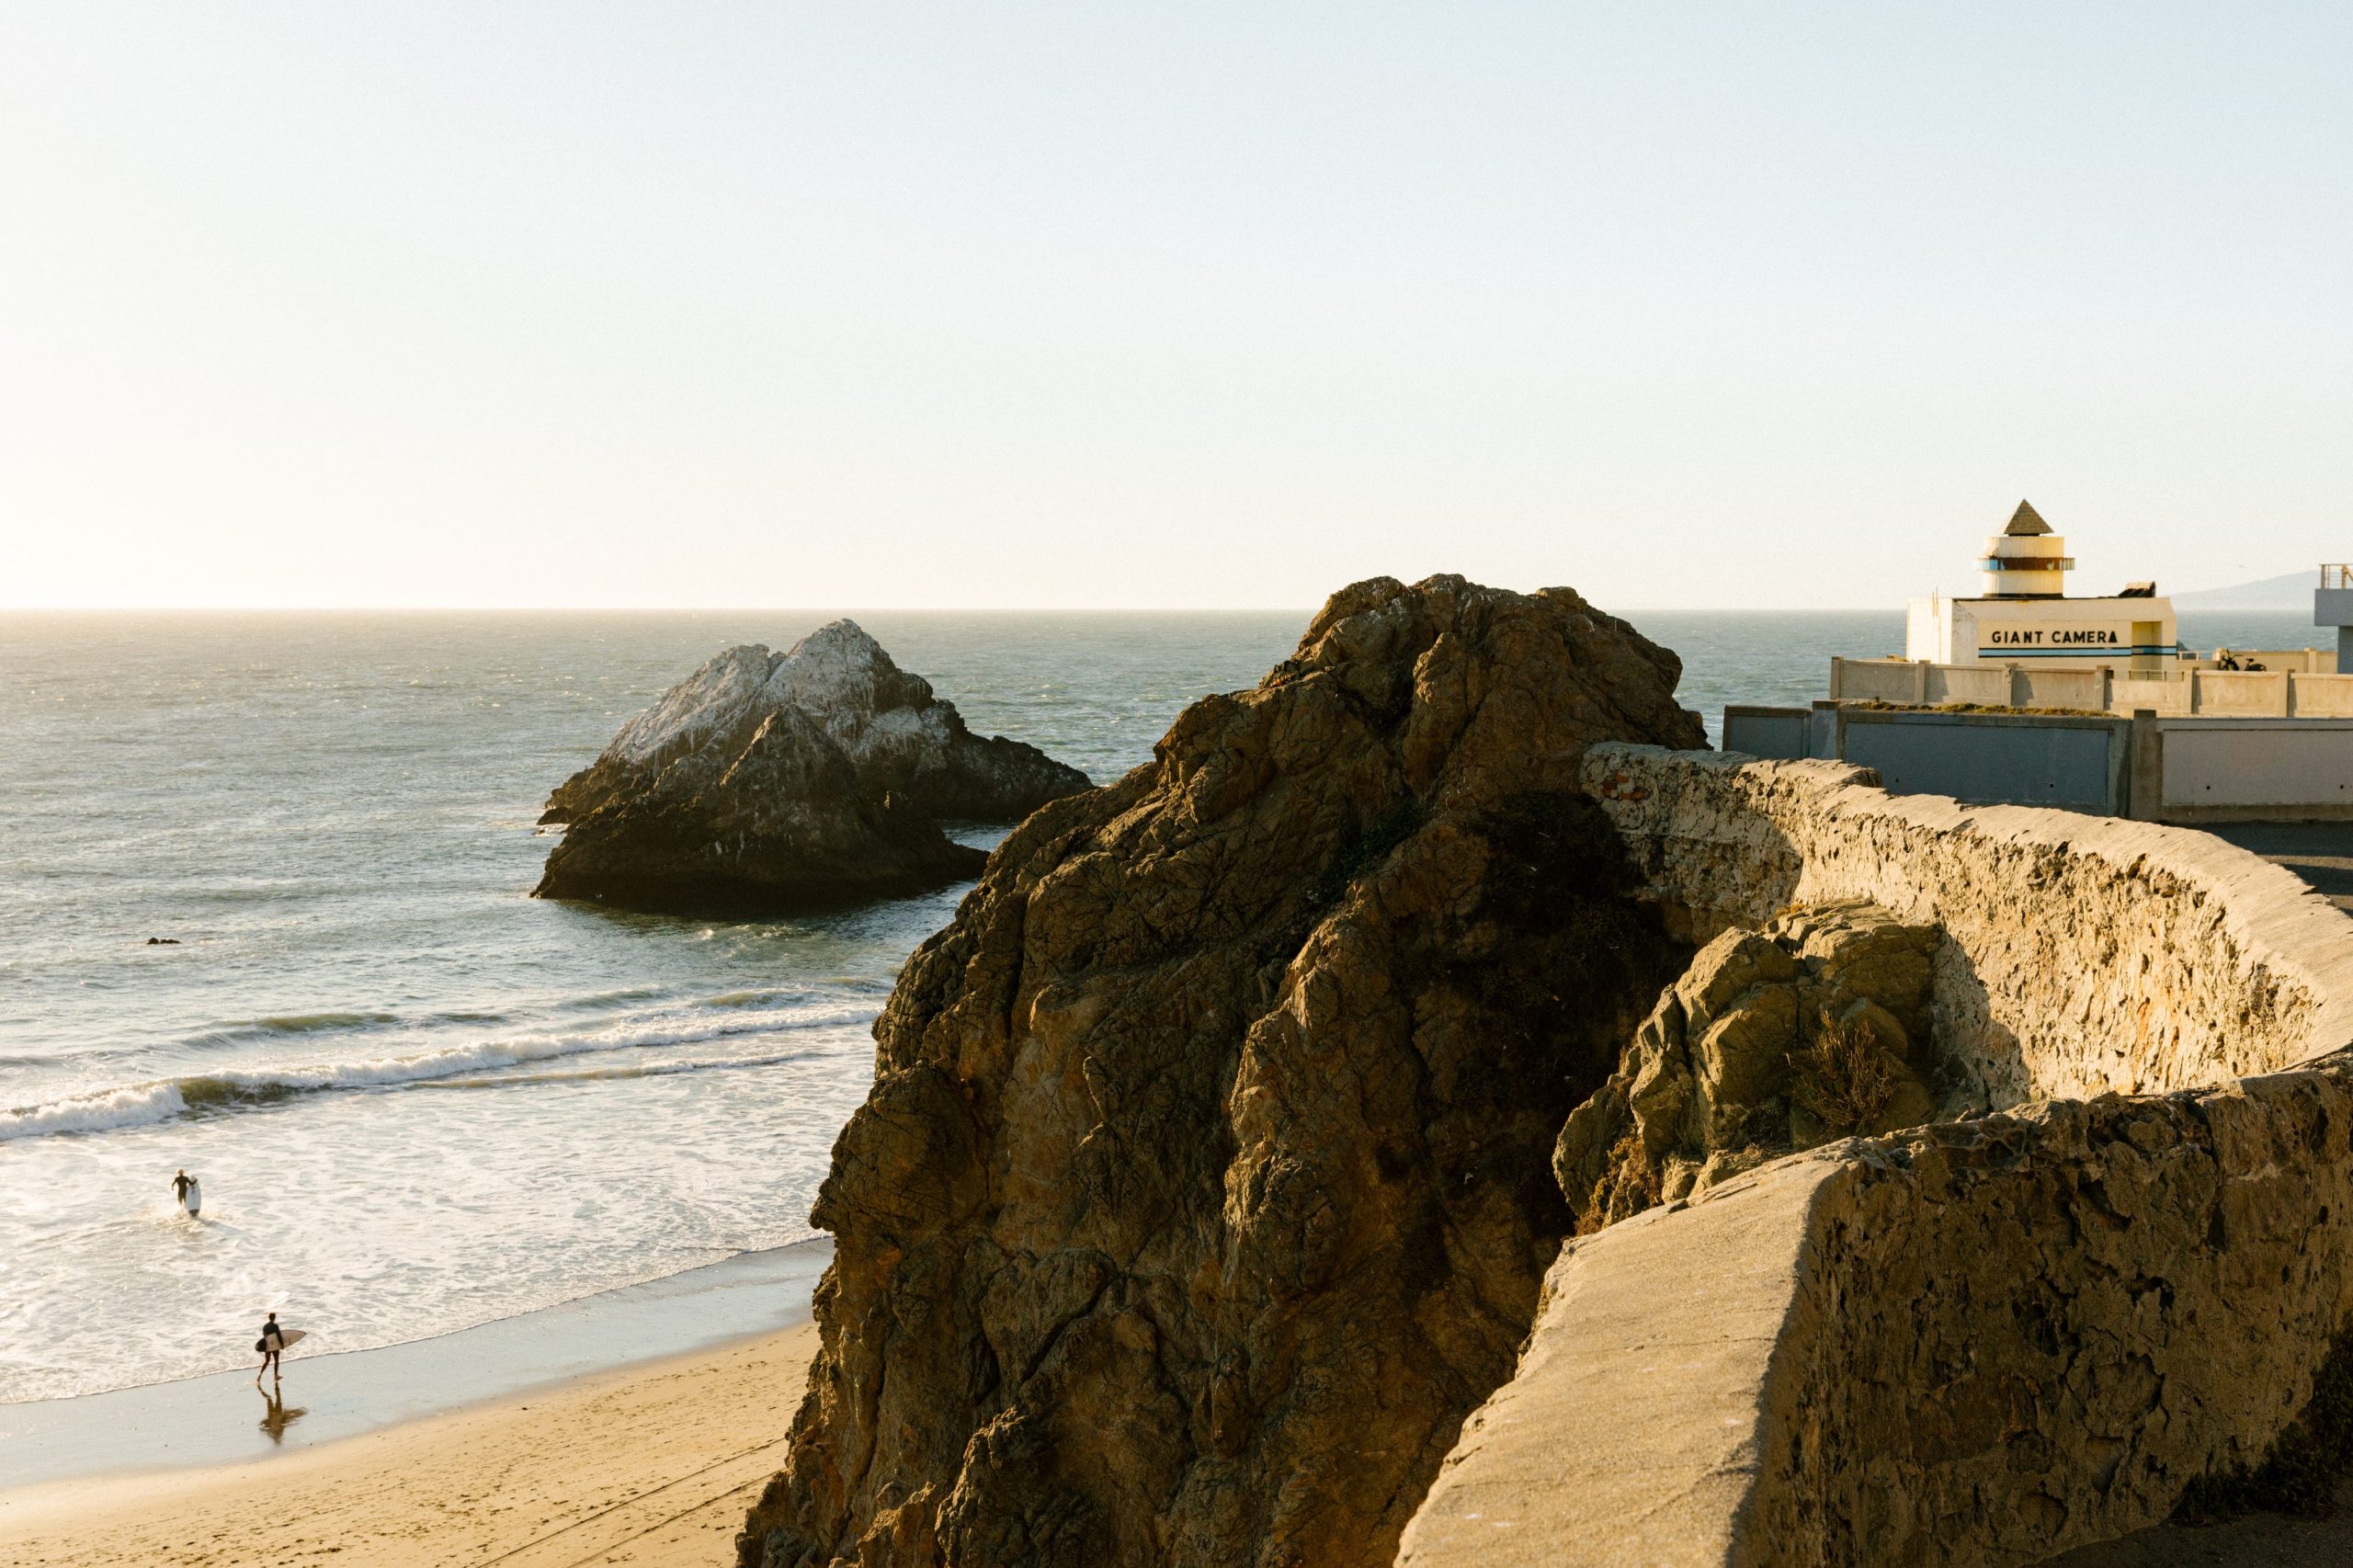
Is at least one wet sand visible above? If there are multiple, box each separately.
[0,1322,817,1567]
[0,1243,830,1490]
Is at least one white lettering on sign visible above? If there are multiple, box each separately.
[1985,628,2121,646]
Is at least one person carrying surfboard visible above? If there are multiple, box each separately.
[173,1170,194,1206]
[256,1312,286,1383]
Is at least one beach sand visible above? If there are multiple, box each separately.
[0,1323,816,1568]
[18,1311,2346,1568]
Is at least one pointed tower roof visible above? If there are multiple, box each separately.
[2004,499,2052,537]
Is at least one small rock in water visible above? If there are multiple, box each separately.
[145,937,181,945]
[534,619,1090,915]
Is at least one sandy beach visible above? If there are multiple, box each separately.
[0,1323,816,1568]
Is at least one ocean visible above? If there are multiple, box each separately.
[0,604,2320,1403]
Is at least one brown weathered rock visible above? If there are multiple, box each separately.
[736,574,1707,1568]
[536,702,990,914]
[1553,898,1942,1233]
[535,620,1088,914]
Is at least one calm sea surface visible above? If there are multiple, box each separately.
[0,605,2318,1401]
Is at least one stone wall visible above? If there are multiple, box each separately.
[1399,747,2353,1567]
[1758,1063,2353,1562]
[1583,745,2349,1105]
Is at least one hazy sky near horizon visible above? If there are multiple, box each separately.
[4,5,2348,610]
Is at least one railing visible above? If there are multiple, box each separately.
[2325,563,2353,590]
[2210,647,2338,673]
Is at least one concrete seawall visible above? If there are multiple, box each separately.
[1762,1071,2353,1561]
[1398,746,2353,1567]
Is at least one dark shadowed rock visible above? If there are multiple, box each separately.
[737,574,1708,1568]
[534,621,1088,915]
[536,703,989,914]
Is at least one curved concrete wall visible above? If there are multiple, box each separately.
[1398,747,2353,1568]
[1758,1070,2353,1562]
[1583,746,2352,1103]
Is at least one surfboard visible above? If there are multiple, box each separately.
[182,1179,201,1217]
[257,1328,307,1354]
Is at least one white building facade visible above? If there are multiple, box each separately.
[1905,501,2177,672]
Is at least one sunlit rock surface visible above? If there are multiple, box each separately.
[536,620,1087,914]
[736,575,1708,1568]
[1554,898,1940,1231]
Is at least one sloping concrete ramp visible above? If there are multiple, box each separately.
[1398,1159,1832,1566]
[1400,747,2353,1567]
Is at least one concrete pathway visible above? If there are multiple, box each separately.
[2203,822,2353,911]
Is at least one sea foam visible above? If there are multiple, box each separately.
[0,1001,876,1143]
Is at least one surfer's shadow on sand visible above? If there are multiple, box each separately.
[256,1387,307,1443]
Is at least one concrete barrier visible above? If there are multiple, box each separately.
[1829,661,2353,720]
[1929,665,2013,706]
[2111,674,2190,714]
[2159,719,2353,821]
[1828,658,1921,704]
[1835,709,2126,814]
[1723,704,2353,824]
[2290,674,2353,716]
[2196,669,2291,716]
[2011,667,2106,710]
[1722,705,1810,761]
[1397,749,2353,1568]
[1756,1073,2353,1563]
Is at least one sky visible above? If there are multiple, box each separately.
[3,4,2348,610]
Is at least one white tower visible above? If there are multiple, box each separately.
[1978,500,2073,598]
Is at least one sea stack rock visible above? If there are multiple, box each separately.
[738,576,1709,1568]
[535,621,1089,915]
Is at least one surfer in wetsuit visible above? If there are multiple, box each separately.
[256,1312,285,1384]
[173,1170,194,1206]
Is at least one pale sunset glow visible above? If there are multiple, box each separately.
[4,5,2348,609]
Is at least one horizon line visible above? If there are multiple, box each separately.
[0,594,2305,615]
[0,601,1913,616]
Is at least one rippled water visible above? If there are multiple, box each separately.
[0,603,2317,1400]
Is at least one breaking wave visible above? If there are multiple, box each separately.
[420,1048,818,1089]
[183,1011,404,1049]
[0,1002,876,1143]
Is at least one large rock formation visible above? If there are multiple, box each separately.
[738,575,1708,1568]
[536,621,1088,914]
[1552,899,1941,1232]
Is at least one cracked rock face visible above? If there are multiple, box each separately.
[737,574,1708,1568]
[1554,899,1941,1232]
[535,620,1088,914]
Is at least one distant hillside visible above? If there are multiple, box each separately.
[2172,571,2315,610]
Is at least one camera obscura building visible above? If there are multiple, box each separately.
[1905,500,2177,673]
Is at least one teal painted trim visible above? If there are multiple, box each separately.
[1973,646,2177,659]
